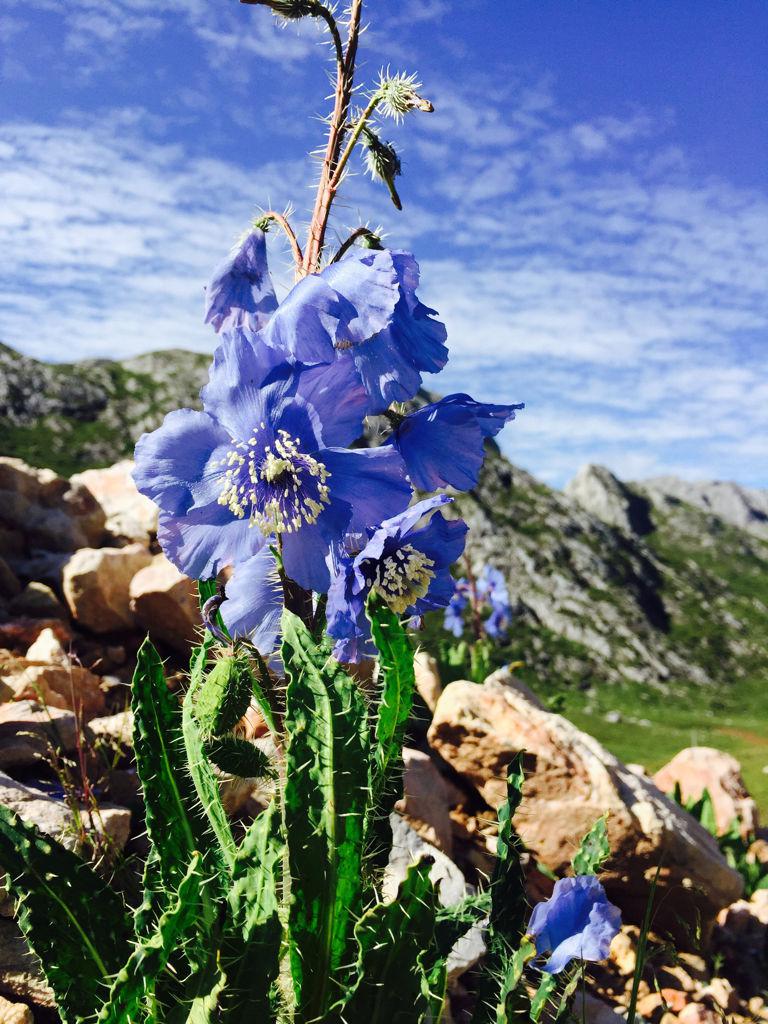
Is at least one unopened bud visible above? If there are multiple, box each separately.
[377,70,433,122]
[360,124,402,210]
[241,0,317,18]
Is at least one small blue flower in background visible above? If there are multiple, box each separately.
[528,875,621,974]
[204,228,278,333]
[443,580,469,637]
[133,335,412,636]
[389,394,524,492]
[327,495,468,662]
[476,564,512,639]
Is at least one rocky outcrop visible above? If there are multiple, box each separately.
[566,463,653,536]
[641,476,768,540]
[427,669,744,935]
[654,747,759,837]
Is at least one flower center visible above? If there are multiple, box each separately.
[217,427,331,535]
[372,544,435,614]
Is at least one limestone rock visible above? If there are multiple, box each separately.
[398,747,459,855]
[641,475,768,540]
[62,543,152,633]
[88,709,133,748]
[0,701,78,767]
[654,747,759,837]
[25,627,70,666]
[3,663,105,719]
[129,555,201,651]
[0,918,54,1008]
[427,669,744,935]
[8,582,66,620]
[414,651,442,712]
[71,460,158,542]
[0,993,33,1023]
[565,463,653,536]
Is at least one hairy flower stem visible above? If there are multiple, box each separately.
[260,210,304,274]
[331,226,382,263]
[302,0,363,274]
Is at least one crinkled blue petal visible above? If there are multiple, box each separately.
[529,876,621,975]
[221,546,283,655]
[392,394,524,492]
[320,446,412,537]
[281,493,353,592]
[204,229,278,333]
[290,358,369,448]
[156,506,264,580]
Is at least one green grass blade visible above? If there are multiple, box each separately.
[99,854,204,1024]
[281,609,370,1022]
[0,805,132,1023]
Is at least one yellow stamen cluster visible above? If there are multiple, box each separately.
[217,427,331,536]
[372,544,435,614]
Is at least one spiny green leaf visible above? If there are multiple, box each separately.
[281,609,370,1022]
[0,805,132,1024]
[99,854,204,1024]
[194,656,253,737]
[133,638,227,892]
[572,815,611,876]
[204,735,276,779]
[329,859,441,1024]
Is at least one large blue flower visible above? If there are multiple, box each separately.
[204,228,278,333]
[528,875,621,974]
[206,240,447,412]
[326,495,467,662]
[133,336,412,595]
[389,394,524,492]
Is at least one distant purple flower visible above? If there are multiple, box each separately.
[477,565,512,639]
[133,336,411,596]
[528,876,621,974]
[443,578,469,637]
[327,495,468,662]
[204,228,278,333]
[389,394,523,492]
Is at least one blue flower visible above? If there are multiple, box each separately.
[204,228,278,334]
[477,565,512,639]
[528,875,621,974]
[443,578,469,637]
[207,243,447,411]
[388,394,524,492]
[133,335,412,597]
[326,495,468,662]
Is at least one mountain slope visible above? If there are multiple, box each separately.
[3,344,767,802]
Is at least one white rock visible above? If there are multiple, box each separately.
[62,543,152,633]
[71,460,158,542]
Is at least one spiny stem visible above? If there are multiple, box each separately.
[329,93,381,190]
[302,0,363,274]
[260,210,304,274]
[314,3,344,68]
[330,225,381,263]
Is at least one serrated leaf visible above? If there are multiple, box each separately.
[99,853,204,1024]
[132,638,228,890]
[0,805,132,1023]
[329,859,440,1024]
[281,609,370,1022]
[572,815,610,876]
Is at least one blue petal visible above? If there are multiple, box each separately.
[133,409,232,516]
[291,358,369,447]
[221,547,283,655]
[281,494,352,592]
[259,249,396,366]
[204,229,278,333]
[410,513,468,572]
[321,446,412,536]
[157,506,264,580]
[392,395,524,492]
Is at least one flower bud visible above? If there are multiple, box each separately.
[377,71,434,122]
[360,125,402,210]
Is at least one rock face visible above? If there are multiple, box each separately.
[654,747,759,837]
[566,463,653,536]
[427,670,744,934]
[642,476,768,540]
[71,460,158,542]
[0,701,78,767]
[129,555,200,651]
[62,543,152,633]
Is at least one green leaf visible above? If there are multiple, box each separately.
[0,805,132,1023]
[474,754,530,1024]
[99,854,204,1024]
[193,655,253,737]
[529,971,557,1022]
[281,609,370,1022]
[204,735,277,779]
[132,638,228,890]
[572,815,610,876]
[331,860,441,1024]
[220,801,283,1020]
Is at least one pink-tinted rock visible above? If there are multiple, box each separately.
[397,747,461,855]
[654,747,758,837]
[71,460,157,543]
[63,543,152,633]
[427,669,743,937]
[414,651,442,712]
[129,555,201,651]
[2,663,106,719]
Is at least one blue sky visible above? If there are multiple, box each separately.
[1,1,767,489]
